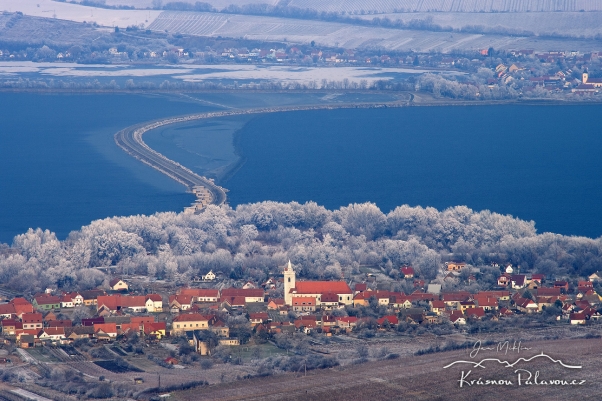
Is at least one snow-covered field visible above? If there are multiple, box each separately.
[3,0,602,52]
[287,0,602,13]
[96,0,278,10]
[148,11,602,52]
[0,0,161,27]
[62,0,602,13]
[0,61,433,84]
[357,11,602,37]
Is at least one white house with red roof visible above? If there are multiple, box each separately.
[283,261,353,306]
[145,294,163,312]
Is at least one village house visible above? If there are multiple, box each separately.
[145,294,163,312]
[33,295,61,311]
[59,294,74,309]
[292,297,317,312]
[515,297,538,313]
[142,322,166,340]
[171,313,212,334]
[390,294,412,309]
[0,304,16,319]
[38,327,65,342]
[569,312,586,325]
[430,300,447,315]
[1,319,19,336]
[22,313,43,331]
[179,288,220,303]
[97,294,147,313]
[109,278,129,291]
[220,288,264,303]
[80,290,105,306]
[94,322,118,340]
[249,312,269,326]
[400,266,415,278]
[169,294,193,312]
[446,262,466,271]
[267,298,285,310]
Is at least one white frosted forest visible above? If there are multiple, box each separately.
[1,201,601,293]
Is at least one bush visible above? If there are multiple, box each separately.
[200,359,213,369]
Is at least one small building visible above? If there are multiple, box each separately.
[446,262,466,271]
[109,278,129,291]
[292,297,316,312]
[400,266,415,278]
[32,295,61,311]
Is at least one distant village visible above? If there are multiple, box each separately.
[1,259,601,356]
[2,38,602,97]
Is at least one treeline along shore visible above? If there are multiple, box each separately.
[114,100,412,211]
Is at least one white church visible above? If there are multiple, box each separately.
[283,261,353,307]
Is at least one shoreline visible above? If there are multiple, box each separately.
[2,87,602,106]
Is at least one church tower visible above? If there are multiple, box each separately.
[583,72,589,84]
[283,260,296,306]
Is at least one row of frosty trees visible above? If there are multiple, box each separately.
[0,201,601,294]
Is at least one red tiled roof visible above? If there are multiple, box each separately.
[146,294,162,302]
[467,307,485,318]
[221,288,264,298]
[131,316,155,325]
[401,266,415,276]
[22,313,43,323]
[377,315,399,325]
[173,313,211,322]
[94,322,117,334]
[40,327,65,336]
[292,297,316,306]
[293,281,352,295]
[97,295,146,310]
[109,278,126,287]
[354,283,367,292]
[431,301,446,309]
[0,304,16,315]
[320,292,339,303]
[221,296,246,306]
[34,295,61,305]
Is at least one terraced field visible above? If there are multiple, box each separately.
[358,11,602,37]
[169,337,602,401]
[287,0,602,13]
[148,11,602,52]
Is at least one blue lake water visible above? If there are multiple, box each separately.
[1,95,601,243]
[0,93,211,243]
[224,105,602,239]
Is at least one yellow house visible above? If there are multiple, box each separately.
[109,278,129,291]
[171,313,211,335]
[446,262,466,271]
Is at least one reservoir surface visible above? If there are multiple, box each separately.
[223,105,602,238]
[1,95,601,243]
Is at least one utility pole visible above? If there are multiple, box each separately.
[158,373,161,389]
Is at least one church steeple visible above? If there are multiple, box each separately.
[284,260,296,306]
